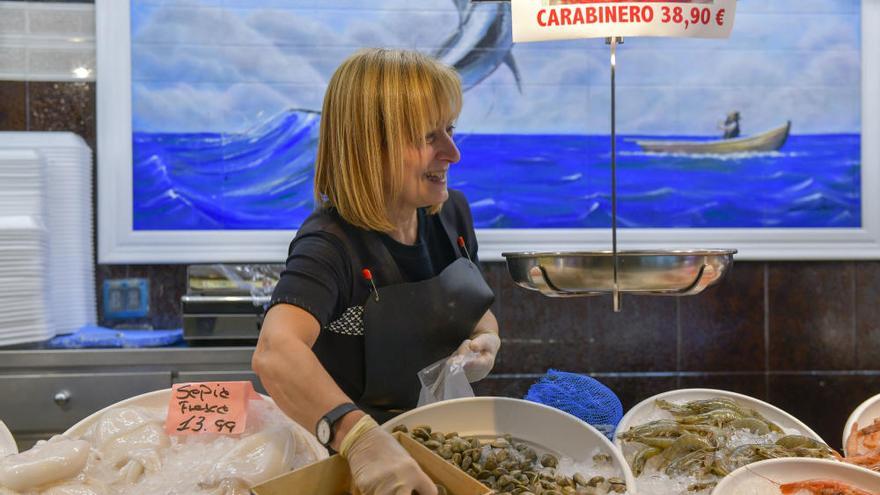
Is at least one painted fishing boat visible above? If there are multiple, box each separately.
[635,121,791,154]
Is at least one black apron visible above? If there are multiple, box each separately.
[351,219,494,423]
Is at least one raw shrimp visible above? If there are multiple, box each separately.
[779,478,875,495]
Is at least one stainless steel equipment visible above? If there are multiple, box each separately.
[504,249,736,297]
[182,264,281,344]
[503,38,737,311]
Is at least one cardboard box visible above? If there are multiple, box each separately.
[251,432,492,495]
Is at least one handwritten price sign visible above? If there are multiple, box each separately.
[164,382,261,435]
[512,0,737,42]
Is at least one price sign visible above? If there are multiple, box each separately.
[164,381,262,435]
[512,0,737,42]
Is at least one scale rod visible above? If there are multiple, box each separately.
[609,36,621,312]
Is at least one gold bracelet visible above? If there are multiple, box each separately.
[339,415,379,458]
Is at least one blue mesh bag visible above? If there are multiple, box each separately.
[524,369,623,439]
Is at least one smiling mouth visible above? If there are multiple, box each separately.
[425,170,447,184]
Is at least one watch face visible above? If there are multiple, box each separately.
[317,418,331,445]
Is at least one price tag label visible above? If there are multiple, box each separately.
[164,381,262,435]
[512,0,737,42]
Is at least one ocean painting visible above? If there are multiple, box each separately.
[131,0,861,230]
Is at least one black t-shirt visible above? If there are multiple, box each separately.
[271,208,465,328]
[268,189,483,408]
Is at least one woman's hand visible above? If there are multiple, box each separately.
[457,333,501,383]
[341,417,436,495]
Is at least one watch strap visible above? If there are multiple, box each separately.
[317,402,360,446]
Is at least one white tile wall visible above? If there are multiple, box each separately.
[0,1,96,81]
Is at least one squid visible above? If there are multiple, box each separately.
[40,480,109,495]
[198,426,296,494]
[0,437,90,492]
[88,407,168,483]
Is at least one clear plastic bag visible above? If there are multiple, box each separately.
[417,351,478,407]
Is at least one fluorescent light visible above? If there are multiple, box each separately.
[72,67,91,79]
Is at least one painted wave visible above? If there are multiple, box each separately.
[133,110,862,230]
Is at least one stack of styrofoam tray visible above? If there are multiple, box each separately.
[0,216,52,346]
[0,132,96,336]
[0,149,44,218]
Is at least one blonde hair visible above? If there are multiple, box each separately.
[314,48,462,232]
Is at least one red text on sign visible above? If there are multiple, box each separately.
[537,5,655,27]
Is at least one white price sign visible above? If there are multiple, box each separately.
[512,0,737,42]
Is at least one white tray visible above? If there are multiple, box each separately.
[63,388,327,462]
[0,419,16,456]
[383,396,637,490]
[843,392,880,457]
[711,457,880,495]
[614,388,824,448]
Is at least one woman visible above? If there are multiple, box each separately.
[252,48,500,494]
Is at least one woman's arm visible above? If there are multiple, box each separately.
[252,304,363,451]
[470,308,499,339]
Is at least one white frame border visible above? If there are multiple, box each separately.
[97,0,880,263]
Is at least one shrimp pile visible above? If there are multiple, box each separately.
[843,418,880,470]
[779,479,875,495]
[618,398,836,494]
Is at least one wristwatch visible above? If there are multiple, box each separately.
[316,402,360,447]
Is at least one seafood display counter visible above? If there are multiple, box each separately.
[0,346,258,449]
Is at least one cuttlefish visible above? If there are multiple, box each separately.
[88,407,169,483]
[0,436,90,492]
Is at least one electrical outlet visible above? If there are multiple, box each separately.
[103,278,149,319]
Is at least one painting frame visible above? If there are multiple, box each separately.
[96,0,880,263]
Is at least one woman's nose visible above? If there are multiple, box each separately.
[437,132,461,164]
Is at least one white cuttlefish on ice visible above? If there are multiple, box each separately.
[198,426,296,495]
[87,407,169,483]
[0,436,90,493]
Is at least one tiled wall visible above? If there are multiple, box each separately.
[2,0,880,451]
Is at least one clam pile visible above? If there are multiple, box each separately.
[393,424,627,495]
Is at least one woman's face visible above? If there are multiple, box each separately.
[397,123,460,213]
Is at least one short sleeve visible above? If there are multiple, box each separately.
[269,233,350,328]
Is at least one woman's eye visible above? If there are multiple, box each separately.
[446,125,456,136]
[425,133,436,144]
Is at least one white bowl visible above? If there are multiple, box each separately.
[383,396,637,490]
[0,419,17,456]
[711,457,880,495]
[614,388,824,447]
[843,392,880,457]
[63,387,327,461]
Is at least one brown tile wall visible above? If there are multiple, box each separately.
[2,79,880,451]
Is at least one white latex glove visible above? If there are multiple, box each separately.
[342,417,437,495]
[457,333,501,383]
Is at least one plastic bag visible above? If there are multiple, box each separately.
[417,351,479,407]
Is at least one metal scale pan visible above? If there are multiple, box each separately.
[503,249,736,297]
[502,37,737,310]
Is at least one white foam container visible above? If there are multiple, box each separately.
[843,392,880,457]
[614,388,824,448]
[0,419,17,456]
[383,396,637,490]
[63,387,327,462]
[711,457,880,495]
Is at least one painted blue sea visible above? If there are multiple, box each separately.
[133,110,861,230]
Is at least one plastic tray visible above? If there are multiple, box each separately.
[710,457,880,495]
[843,392,880,457]
[383,397,636,489]
[614,388,824,448]
[63,388,327,461]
